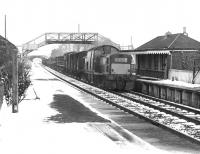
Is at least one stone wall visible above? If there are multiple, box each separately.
[171,51,200,71]
[169,69,200,84]
[138,81,200,109]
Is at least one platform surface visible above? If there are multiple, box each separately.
[0,60,199,154]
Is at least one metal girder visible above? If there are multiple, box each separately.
[45,33,98,44]
[22,32,120,55]
[22,33,99,54]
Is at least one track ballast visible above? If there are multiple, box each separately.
[44,65,200,144]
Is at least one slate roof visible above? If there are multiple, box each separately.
[135,33,200,51]
[0,35,16,50]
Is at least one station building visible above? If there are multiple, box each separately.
[123,30,200,108]
[134,31,200,83]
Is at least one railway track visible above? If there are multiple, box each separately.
[44,65,200,144]
[118,91,200,123]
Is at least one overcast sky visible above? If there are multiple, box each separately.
[0,0,200,55]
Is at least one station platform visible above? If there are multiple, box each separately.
[136,78,200,108]
[0,61,165,154]
[0,60,199,154]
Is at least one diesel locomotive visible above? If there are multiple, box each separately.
[44,45,136,90]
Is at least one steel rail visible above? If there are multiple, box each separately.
[42,65,200,145]
[130,90,200,114]
[112,91,200,125]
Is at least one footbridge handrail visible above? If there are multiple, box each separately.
[22,32,120,55]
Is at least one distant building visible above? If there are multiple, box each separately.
[124,31,200,84]
[0,35,17,69]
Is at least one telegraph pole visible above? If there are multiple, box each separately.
[78,24,80,33]
[78,24,80,52]
[131,36,133,49]
[5,15,7,39]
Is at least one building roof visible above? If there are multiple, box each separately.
[135,33,200,51]
[0,35,16,50]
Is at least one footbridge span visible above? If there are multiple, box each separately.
[22,32,119,55]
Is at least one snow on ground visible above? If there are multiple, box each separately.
[0,60,170,154]
[154,79,200,88]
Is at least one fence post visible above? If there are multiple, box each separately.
[0,81,4,110]
[12,49,18,113]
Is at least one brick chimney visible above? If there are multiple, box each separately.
[183,27,188,36]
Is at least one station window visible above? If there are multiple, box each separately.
[160,55,166,70]
[147,55,152,69]
[154,55,158,70]
[86,62,88,70]
[106,58,109,64]
[106,66,109,72]
[139,55,145,69]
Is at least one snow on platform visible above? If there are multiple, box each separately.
[138,78,200,91]
[0,60,169,154]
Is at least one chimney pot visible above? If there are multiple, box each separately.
[183,27,188,36]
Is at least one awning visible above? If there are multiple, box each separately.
[125,49,199,55]
[133,50,171,55]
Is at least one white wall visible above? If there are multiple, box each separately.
[169,69,200,84]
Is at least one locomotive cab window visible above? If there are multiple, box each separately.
[114,58,128,63]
